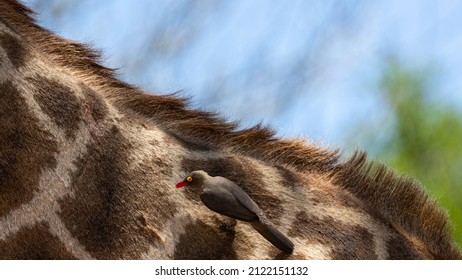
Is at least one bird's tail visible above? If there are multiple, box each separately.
[251,223,294,253]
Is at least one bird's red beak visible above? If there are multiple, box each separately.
[176,181,188,188]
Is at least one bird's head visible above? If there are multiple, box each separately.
[175,170,208,189]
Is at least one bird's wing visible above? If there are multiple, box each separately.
[201,177,267,222]
[219,177,266,218]
[200,184,260,222]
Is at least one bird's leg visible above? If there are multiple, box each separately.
[217,217,237,235]
[219,221,235,234]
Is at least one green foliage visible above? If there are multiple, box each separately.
[361,58,462,247]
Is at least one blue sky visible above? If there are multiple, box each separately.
[24,0,462,150]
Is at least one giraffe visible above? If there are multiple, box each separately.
[0,0,461,260]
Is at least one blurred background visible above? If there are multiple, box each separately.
[23,0,462,246]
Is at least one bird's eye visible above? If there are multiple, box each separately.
[186,176,193,182]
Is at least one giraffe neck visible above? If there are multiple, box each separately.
[0,0,460,259]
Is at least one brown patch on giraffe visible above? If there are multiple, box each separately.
[80,85,109,140]
[309,186,363,209]
[289,211,377,259]
[174,219,236,259]
[181,156,284,221]
[58,125,143,259]
[0,31,26,68]
[164,131,215,152]
[387,221,434,259]
[81,85,108,122]
[269,249,302,260]
[0,222,76,259]
[275,165,302,189]
[58,124,177,259]
[386,234,426,260]
[0,81,58,217]
[28,76,82,140]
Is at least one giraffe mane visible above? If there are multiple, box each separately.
[333,152,461,259]
[1,0,460,259]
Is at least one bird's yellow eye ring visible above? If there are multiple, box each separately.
[186,176,193,182]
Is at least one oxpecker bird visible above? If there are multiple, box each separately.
[176,170,294,253]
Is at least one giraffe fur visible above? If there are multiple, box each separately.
[0,0,460,259]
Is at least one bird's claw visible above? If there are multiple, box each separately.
[219,220,236,235]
